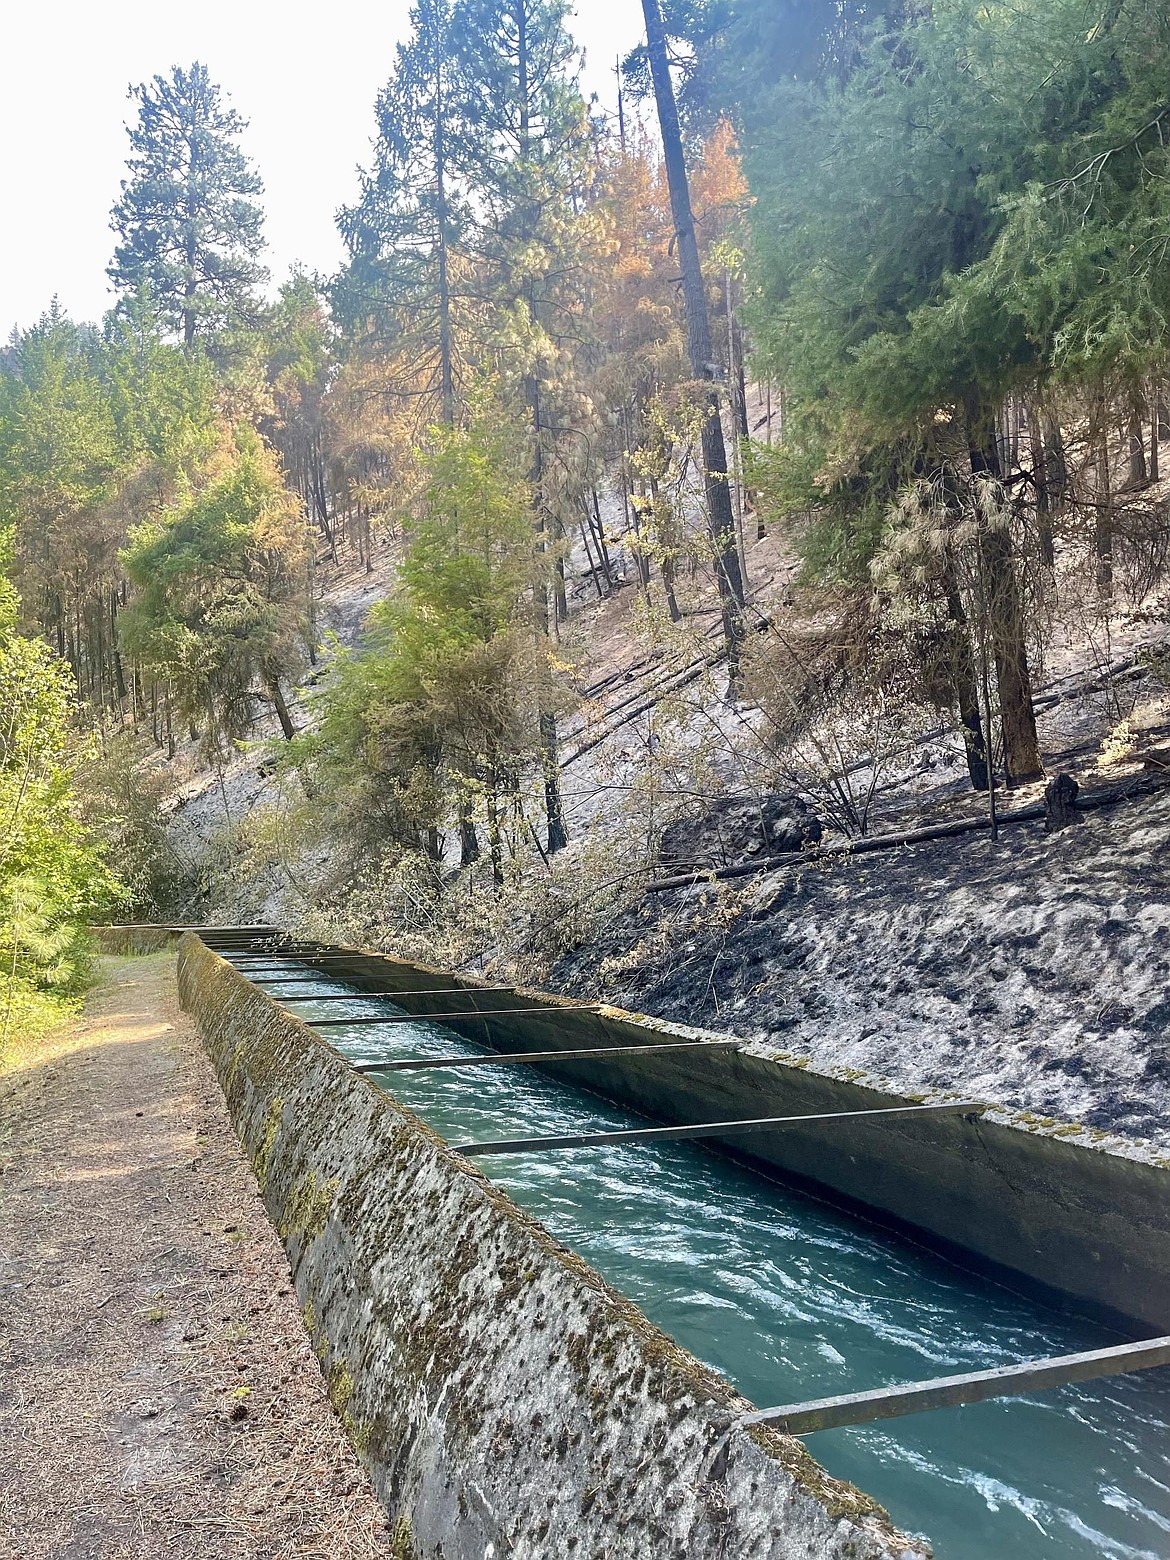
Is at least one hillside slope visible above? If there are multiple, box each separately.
[553,785,1170,1139]
[157,500,1170,1144]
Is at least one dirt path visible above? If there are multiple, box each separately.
[0,954,393,1560]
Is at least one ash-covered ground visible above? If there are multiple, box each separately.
[552,787,1170,1142]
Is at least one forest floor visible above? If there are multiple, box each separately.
[0,954,393,1560]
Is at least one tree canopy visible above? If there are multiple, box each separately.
[109,63,267,345]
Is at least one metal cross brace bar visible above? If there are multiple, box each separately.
[227,954,354,962]
[310,1005,599,1027]
[228,960,365,969]
[740,1334,1170,1435]
[224,947,351,955]
[213,944,325,951]
[353,1039,740,1073]
[227,960,351,967]
[269,988,513,1000]
[180,934,278,942]
[240,981,360,990]
[452,1099,982,1156]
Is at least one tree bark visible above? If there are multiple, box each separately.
[1044,414,1067,500]
[268,680,296,741]
[487,782,504,887]
[589,490,613,588]
[1028,406,1055,568]
[579,515,606,599]
[1129,404,1148,485]
[642,0,745,681]
[554,515,568,623]
[967,399,1043,784]
[1095,422,1113,601]
[516,1,566,853]
[459,805,480,867]
[649,475,681,622]
[940,552,989,791]
[110,590,128,704]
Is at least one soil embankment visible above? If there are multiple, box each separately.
[0,954,392,1560]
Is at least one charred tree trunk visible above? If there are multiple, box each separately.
[648,475,681,623]
[589,490,613,588]
[517,2,566,855]
[579,515,603,598]
[1044,415,1067,502]
[940,551,989,791]
[1128,404,1148,485]
[1095,422,1114,601]
[487,783,504,887]
[268,680,296,741]
[554,515,568,624]
[108,589,126,705]
[967,398,1043,784]
[642,0,745,682]
[1028,407,1055,569]
[458,804,480,868]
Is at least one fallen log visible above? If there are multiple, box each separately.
[646,772,1170,892]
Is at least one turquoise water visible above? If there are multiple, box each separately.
[242,962,1170,1559]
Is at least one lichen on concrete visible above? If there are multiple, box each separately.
[177,933,930,1560]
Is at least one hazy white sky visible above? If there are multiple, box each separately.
[2,1,643,335]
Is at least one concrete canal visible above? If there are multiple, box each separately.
[214,951,1170,1560]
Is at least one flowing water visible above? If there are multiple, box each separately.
[237,961,1170,1559]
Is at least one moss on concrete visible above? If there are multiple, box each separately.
[279,1169,339,1244]
[388,1516,419,1560]
[253,1096,283,1191]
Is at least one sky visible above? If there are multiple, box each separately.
[1,1,644,336]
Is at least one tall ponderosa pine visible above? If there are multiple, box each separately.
[641,0,746,678]
[109,64,267,346]
[337,0,467,427]
[452,0,600,852]
[727,0,1052,782]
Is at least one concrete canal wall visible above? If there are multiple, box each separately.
[177,934,927,1560]
[92,923,275,956]
[240,939,1170,1335]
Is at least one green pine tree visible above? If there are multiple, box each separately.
[109,63,268,346]
[119,428,309,749]
[336,0,469,427]
[451,0,604,850]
